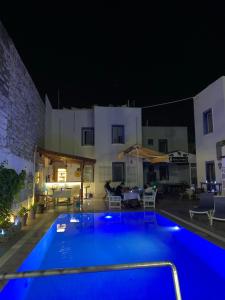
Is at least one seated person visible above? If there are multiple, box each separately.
[144,183,154,195]
[104,180,114,194]
[115,182,125,198]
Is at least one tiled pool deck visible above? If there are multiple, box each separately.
[0,195,225,289]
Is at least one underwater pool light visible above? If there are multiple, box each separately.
[70,217,80,223]
[57,224,67,232]
[105,215,112,219]
[173,226,180,230]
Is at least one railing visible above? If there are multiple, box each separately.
[0,261,182,300]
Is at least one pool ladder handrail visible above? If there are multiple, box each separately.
[0,261,182,300]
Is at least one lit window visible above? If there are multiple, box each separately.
[58,168,67,182]
[81,127,94,145]
[203,109,213,134]
[112,125,125,144]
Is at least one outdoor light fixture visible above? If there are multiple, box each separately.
[105,215,112,219]
[166,225,181,232]
[0,229,5,235]
[14,216,20,226]
[57,224,67,232]
[70,217,80,223]
[173,226,180,231]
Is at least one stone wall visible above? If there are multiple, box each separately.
[0,21,45,162]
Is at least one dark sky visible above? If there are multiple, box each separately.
[1,2,225,141]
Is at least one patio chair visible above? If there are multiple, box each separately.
[209,196,225,226]
[143,190,157,209]
[189,192,214,219]
[108,195,122,210]
[104,189,112,205]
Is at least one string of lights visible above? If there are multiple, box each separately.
[141,96,194,109]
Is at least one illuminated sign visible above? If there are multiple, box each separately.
[169,157,188,163]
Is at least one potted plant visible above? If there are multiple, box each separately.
[18,206,29,226]
[29,203,37,220]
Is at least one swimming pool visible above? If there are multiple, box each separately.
[1,211,225,300]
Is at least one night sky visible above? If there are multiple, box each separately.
[1,2,225,143]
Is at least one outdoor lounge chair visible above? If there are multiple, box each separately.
[189,192,214,219]
[209,196,225,226]
[143,190,157,209]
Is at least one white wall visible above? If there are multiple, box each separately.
[45,105,143,197]
[94,106,143,196]
[194,76,225,186]
[45,106,95,159]
[45,95,53,150]
[142,126,188,152]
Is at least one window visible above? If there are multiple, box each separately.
[112,162,125,182]
[147,138,154,146]
[81,127,94,145]
[158,139,168,153]
[112,125,125,144]
[159,166,169,180]
[205,161,215,182]
[203,109,213,134]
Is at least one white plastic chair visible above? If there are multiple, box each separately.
[108,195,122,210]
[209,196,225,226]
[143,190,157,209]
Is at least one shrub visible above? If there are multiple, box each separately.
[0,162,26,228]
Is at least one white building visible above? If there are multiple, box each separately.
[45,98,143,197]
[194,76,225,193]
[142,126,196,186]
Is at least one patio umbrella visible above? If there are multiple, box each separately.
[117,144,169,163]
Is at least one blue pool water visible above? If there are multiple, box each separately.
[1,211,225,300]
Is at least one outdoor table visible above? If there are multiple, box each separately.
[123,192,141,208]
[123,192,140,201]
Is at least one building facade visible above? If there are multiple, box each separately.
[142,126,195,185]
[194,76,225,191]
[45,99,143,197]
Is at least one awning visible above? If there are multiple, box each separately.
[37,147,96,165]
[117,144,169,163]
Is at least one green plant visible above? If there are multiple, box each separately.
[18,206,29,217]
[0,207,11,229]
[0,162,26,228]
[0,162,26,208]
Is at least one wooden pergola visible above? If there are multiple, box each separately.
[37,147,96,200]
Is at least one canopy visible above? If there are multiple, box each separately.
[37,147,96,165]
[117,144,169,163]
[37,147,96,200]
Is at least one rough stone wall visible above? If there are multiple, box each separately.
[0,21,45,162]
